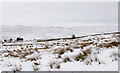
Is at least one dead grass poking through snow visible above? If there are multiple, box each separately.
[32,64,39,71]
[7,62,12,67]
[110,52,118,62]
[49,60,61,69]
[76,42,93,49]
[53,47,73,56]
[12,64,22,72]
[62,56,72,63]
[53,48,65,55]
[65,47,74,52]
[55,63,60,69]
[97,41,119,48]
[26,56,41,61]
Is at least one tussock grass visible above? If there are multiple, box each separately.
[55,63,60,69]
[62,56,72,63]
[20,53,29,58]
[57,55,61,58]
[65,47,73,52]
[82,39,92,42]
[49,60,60,69]
[104,40,109,42]
[84,60,91,65]
[7,62,12,67]
[76,42,93,49]
[36,45,50,49]
[12,64,22,72]
[73,48,92,62]
[110,41,119,47]
[32,64,39,71]
[71,45,81,49]
[98,61,105,65]
[26,56,41,61]
[49,62,54,69]
[33,61,40,65]
[94,57,99,62]
[53,48,65,55]
[73,53,82,61]
[110,52,118,62]
[97,41,119,48]
[84,48,92,55]
[1,32,119,71]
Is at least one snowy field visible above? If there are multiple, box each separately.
[1,1,118,72]
[1,25,118,41]
[0,25,119,72]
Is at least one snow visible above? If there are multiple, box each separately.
[0,26,119,72]
[1,25,118,41]
[60,61,117,71]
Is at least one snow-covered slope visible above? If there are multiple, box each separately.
[0,32,119,72]
[1,25,118,41]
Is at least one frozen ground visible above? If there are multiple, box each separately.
[0,32,119,72]
[1,25,118,41]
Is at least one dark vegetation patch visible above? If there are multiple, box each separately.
[77,42,93,49]
[73,48,92,62]
[63,56,72,63]
[97,41,120,48]
[82,39,92,42]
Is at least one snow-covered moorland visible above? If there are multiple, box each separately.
[0,32,119,72]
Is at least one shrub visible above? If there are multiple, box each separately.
[16,37,24,42]
[71,34,76,39]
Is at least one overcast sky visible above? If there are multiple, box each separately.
[2,2,118,27]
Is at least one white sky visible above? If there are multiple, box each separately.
[0,0,119,2]
[1,2,118,27]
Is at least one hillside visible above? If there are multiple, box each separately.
[0,32,119,72]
